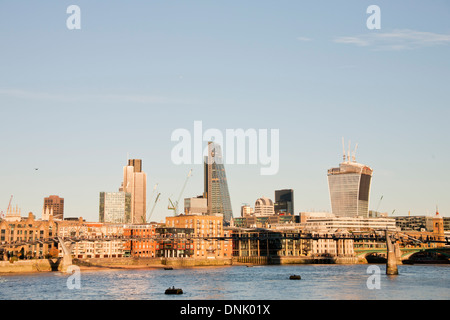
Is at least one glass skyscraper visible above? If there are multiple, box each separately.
[327,157,373,218]
[204,142,233,224]
[274,189,294,215]
[99,192,132,224]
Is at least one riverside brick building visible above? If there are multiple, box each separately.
[0,212,58,260]
[165,214,232,259]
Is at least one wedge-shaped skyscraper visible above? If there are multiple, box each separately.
[327,141,373,218]
[204,142,233,224]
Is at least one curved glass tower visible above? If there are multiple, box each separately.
[204,142,233,224]
[327,155,373,218]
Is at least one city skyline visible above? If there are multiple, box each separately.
[0,1,449,222]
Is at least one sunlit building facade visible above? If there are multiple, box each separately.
[120,159,147,224]
[327,151,373,218]
[99,192,132,224]
[204,142,233,224]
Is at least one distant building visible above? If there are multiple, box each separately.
[327,141,373,218]
[120,159,147,224]
[299,212,335,224]
[395,213,450,232]
[3,206,22,222]
[240,204,254,217]
[394,216,433,232]
[43,195,64,220]
[254,197,275,216]
[368,210,388,218]
[184,196,207,215]
[232,214,296,229]
[274,189,294,215]
[204,142,233,224]
[99,192,132,224]
[304,216,397,232]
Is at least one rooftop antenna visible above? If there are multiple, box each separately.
[347,140,351,162]
[342,137,346,162]
[352,143,358,162]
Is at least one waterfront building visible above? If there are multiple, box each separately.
[254,197,275,216]
[154,226,194,258]
[327,141,373,218]
[43,195,64,220]
[184,196,207,215]
[0,212,58,260]
[230,227,355,262]
[120,159,147,224]
[204,142,233,224]
[166,214,232,258]
[309,231,355,257]
[123,224,158,258]
[231,227,308,259]
[99,191,132,224]
[274,189,294,215]
[56,221,125,259]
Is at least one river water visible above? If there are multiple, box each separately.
[0,264,449,300]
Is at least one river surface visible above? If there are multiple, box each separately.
[0,264,449,300]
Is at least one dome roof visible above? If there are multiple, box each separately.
[255,197,273,207]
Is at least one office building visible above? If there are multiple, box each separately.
[327,141,373,217]
[274,189,294,215]
[120,159,147,224]
[304,216,397,232]
[43,195,64,220]
[241,204,254,217]
[254,197,275,216]
[184,196,208,215]
[99,192,132,224]
[204,142,233,224]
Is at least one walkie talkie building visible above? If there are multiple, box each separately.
[204,141,233,224]
[327,142,373,218]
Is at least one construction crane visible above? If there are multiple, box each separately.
[7,195,13,212]
[147,192,161,223]
[351,143,358,162]
[375,195,383,213]
[168,169,193,216]
[1,195,13,219]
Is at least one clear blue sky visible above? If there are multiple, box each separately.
[0,1,449,222]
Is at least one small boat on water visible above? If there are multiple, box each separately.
[164,267,174,270]
[289,275,301,280]
[165,287,183,295]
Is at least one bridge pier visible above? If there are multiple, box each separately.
[58,237,75,273]
[385,230,398,275]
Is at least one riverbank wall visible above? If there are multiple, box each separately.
[0,259,61,273]
[1,255,361,273]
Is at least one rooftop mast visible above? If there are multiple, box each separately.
[352,143,358,162]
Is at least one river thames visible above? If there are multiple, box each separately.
[0,264,449,300]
